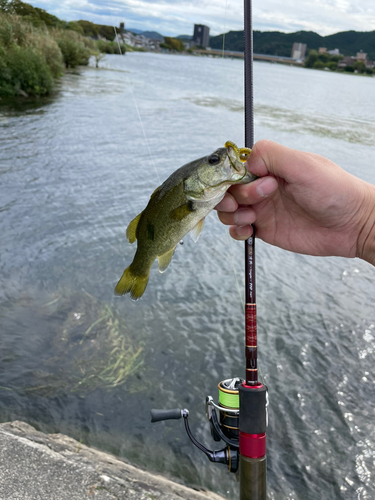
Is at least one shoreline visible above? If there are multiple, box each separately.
[0,420,226,500]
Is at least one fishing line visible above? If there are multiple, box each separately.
[108,2,161,185]
[131,92,161,185]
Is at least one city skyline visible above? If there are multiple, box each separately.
[28,0,375,38]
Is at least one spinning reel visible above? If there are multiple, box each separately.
[151,377,261,474]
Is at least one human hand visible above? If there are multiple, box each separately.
[216,140,375,264]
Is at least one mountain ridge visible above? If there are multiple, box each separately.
[209,29,375,60]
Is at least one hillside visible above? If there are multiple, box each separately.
[140,31,163,40]
[210,29,375,61]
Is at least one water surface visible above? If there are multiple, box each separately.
[1,53,375,499]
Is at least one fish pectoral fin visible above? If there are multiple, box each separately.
[158,246,176,273]
[190,218,205,243]
[126,212,142,244]
[170,201,195,221]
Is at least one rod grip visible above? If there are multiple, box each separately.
[239,384,267,434]
[150,409,182,423]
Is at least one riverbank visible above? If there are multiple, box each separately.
[0,421,226,500]
[0,8,126,98]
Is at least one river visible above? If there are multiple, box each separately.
[1,52,375,499]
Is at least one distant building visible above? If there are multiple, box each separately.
[291,42,307,60]
[193,24,210,48]
[119,22,125,33]
[337,56,354,69]
[114,33,126,45]
[148,38,162,50]
[356,51,367,61]
[318,47,327,54]
[116,31,162,50]
[328,48,341,56]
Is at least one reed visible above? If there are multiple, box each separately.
[0,11,99,96]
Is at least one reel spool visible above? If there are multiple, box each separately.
[218,377,242,441]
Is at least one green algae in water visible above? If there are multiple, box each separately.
[21,290,145,396]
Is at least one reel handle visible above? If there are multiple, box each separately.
[150,408,184,423]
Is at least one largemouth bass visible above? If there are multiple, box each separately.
[115,141,256,299]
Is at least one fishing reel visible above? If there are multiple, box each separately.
[150,377,243,473]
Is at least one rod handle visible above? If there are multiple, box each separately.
[150,408,183,423]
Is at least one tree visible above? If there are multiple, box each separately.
[160,37,185,52]
[304,49,318,68]
[354,60,366,73]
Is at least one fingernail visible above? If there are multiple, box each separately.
[256,177,277,197]
[236,225,252,238]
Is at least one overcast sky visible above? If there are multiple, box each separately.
[31,0,375,37]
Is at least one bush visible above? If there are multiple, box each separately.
[344,65,354,72]
[317,52,330,63]
[354,60,366,73]
[66,21,83,35]
[326,61,337,70]
[0,11,27,47]
[0,46,53,95]
[304,49,318,68]
[27,29,64,77]
[54,30,91,67]
[313,60,325,69]
[96,39,126,54]
[160,36,185,52]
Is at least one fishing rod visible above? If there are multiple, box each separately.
[151,2,268,499]
[240,1,268,498]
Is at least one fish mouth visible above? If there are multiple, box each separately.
[225,141,251,172]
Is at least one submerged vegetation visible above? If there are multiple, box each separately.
[17,291,145,397]
[0,0,126,97]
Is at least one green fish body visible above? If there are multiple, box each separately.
[115,142,256,299]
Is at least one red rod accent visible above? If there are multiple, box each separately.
[245,233,257,385]
[239,431,266,459]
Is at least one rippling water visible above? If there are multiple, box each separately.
[1,53,375,499]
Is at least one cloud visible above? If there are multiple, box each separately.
[30,0,375,36]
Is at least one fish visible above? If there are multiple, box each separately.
[115,141,256,299]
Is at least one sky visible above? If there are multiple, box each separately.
[30,0,375,37]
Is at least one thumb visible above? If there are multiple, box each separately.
[246,140,309,182]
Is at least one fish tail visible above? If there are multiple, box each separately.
[114,265,149,300]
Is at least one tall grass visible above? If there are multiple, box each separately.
[0,11,97,97]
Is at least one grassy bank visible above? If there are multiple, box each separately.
[0,12,91,97]
[0,4,126,98]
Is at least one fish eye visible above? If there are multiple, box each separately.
[208,154,220,165]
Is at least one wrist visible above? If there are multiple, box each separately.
[357,183,375,265]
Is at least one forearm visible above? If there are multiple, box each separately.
[357,183,375,266]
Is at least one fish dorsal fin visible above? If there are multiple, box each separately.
[190,218,205,243]
[126,212,142,244]
[158,246,176,273]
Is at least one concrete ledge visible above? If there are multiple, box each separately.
[0,421,226,500]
